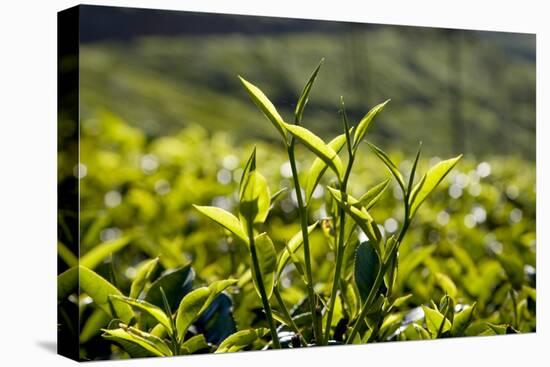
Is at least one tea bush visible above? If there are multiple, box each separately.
[58,62,536,360]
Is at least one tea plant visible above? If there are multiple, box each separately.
[192,59,462,346]
[57,60,536,360]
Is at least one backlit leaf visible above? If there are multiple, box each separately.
[305,132,348,203]
[238,76,287,142]
[239,150,271,233]
[367,142,406,194]
[284,123,344,179]
[57,266,78,301]
[111,295,172,333]
[251,233,277,299]
[295,58,324,124]
[79,265,134,323]
[215,328,267,353]
[358,178,390,210]
[194,205,247,244]
[408,155,462,218]
[180,334,209,354]
[422,306,451,337]
[102,325,172,357]
[353,100,390,150]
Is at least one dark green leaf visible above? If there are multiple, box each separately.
[354,241,380,303]
[145,265,195,313]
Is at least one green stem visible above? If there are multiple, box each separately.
[248,227,281,349]
[287,142,323,344]
[510,289,519,329]
[273,286,308,346]
[323,145,355,345]
[435,305,449,339]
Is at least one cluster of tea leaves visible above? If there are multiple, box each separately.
[58,111,535,360]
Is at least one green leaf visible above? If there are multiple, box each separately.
[175,279,237,341]
[367,142,406,194]
[295,58,324,124]
[111,295,172,333]
[284,123,344,179]
[413,323,431,340]
[215,328,267,353]
[238,76,287,142]
[354,241,381,303]
[57,266,78,301]
[180,334,209,354]
[353,100,390,150]
[193,205,247,243]
[80,308,111,343]
[391,294,413,309]
[80,236,132,270]
[276,222,318,278]
[145,265,195,312]
[422,306,451,337]
[327,187,381,245]
[251,233,277,299]
[239,149,271,233]
[239,147,257,198]
[407,142,423,195]
[496,253,524,290]
[358,178,390,210]
[79,266,134,323]
[102,325,172,357]
[451,303,477,337]
[270,187,287,206]
[408,155,462,218]
[305,132,348,203]
[57,241,78,267]
[129,257,159,299]
[434,272,458,299]
[396,245,436,289]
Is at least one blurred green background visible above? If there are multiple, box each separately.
[78,6,535,160]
